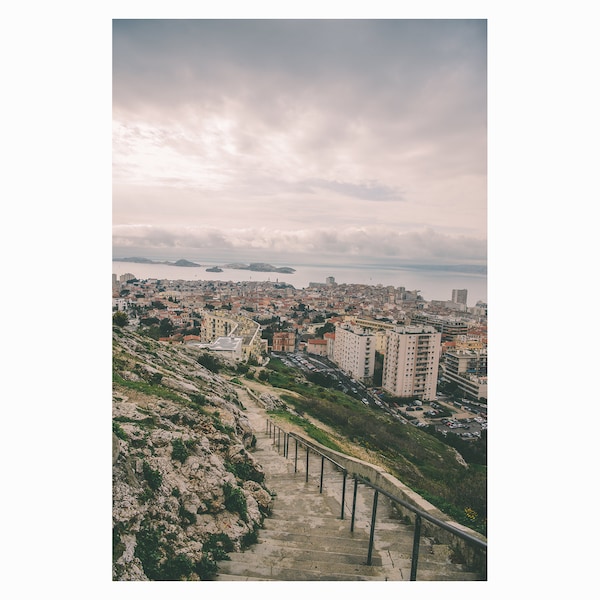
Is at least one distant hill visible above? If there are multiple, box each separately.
[171,259,201,267]
[113,257,201,267]
[113,257,295,272]
[224,262,296,274]
[113,257,155,264]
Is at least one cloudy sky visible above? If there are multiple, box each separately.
[113,19,487,266]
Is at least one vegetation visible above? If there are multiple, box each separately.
[113,372,186,405]
[134,518,219,580]
[225,459,265,484]
[267,409,343,452]
[203,533,234,561]
[171,438,194,463]
[113,311,129,327]
[264,357,487,534]
[142,461,162,491]
[223,482,248,522]
[197,353,221,373]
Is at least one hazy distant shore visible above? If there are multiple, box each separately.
[113,257,296,273]
[112,258,487,303]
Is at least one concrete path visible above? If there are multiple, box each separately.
[215,386,481,581]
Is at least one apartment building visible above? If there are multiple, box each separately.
[441,348,487,401]
[410,314,468,342]
[382,325,441,402]
[200,310,262,363]
[307,338,328,356]
[333,324,376,384]
[451,289,468,305]
[272,331,296,353]
[200,311,238,343]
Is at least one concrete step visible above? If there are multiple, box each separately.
[215,388,484,581]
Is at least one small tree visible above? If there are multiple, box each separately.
[113,311,129,327]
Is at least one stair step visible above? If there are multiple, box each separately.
[216,556,388,580]
[218,392,486,582]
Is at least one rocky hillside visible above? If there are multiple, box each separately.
[112,327,273,581]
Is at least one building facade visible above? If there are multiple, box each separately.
[333,324,376,383]
[307,338,328,356]
[441,348,487,401]
[382,325,441,402]
[452,289,468,305]
[272,331,296,353]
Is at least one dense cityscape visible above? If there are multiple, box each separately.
[112,273,488,427]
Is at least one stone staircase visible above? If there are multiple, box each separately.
[215,389,484,581]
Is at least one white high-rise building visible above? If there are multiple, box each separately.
[333,324,376,383]
[382,326,441,401]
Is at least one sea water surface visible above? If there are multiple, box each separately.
[112,260,487,304]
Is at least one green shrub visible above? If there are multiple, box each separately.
[194,554,218,580]
[179,503,197,526]
[203,533,234,561]
[142,461,162,491]
[171,438,190,463]
[225,460,265,484]
[197,353,221,373]
[190,393,207,405]
[241,525,260,549]
[134,521,164,580]
[161,553,194,581]
[223,482,248,522]
[112,421,128,440]
[113,524,126,561]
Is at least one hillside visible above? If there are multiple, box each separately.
[113,326,486,580]
[112,327,273,581]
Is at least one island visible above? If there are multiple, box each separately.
[113,257,156,264]
[224,262,296,274]
[112,257,295,273]
[171,259,201,267]
[113,257,202,267]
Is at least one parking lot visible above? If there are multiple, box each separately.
[272,352,487,439]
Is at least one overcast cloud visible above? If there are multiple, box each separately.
[113,19,487,266]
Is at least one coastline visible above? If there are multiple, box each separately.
[112,259,487,304]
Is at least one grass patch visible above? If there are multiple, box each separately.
[267,409,343,452]
[263,357,487,534]
[113,372,186,404]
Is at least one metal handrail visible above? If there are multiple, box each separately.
[264,417,486,580]
[266,418,349,518]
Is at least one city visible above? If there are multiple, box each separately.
[112,273,488,437]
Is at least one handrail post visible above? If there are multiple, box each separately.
[277,428,281,452]
[305,445,309,483]
[367,489,379,566]
[319,455,325,493]
[410,514,422,581]
[350,477,358,532]
[341,471,347,520]
[294,438,298,472]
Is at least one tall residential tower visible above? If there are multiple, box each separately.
[382,326,441,402]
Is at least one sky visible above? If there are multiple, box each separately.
[113,19,487,267]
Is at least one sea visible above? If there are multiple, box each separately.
[112,259,487,305]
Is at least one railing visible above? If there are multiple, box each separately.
[265,418,487,580]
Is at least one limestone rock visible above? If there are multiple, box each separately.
[112,327,271,581]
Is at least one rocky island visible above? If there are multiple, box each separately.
[113,258,294,273]
[224,262,296,274]
[113,257,202,267]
